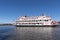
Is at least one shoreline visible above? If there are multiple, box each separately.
[0,24,13,26]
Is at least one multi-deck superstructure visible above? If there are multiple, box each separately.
[16,14,58,27]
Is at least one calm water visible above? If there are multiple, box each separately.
[0,26,60,40]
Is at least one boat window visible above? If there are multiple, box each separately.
[39,20,41,21]
[45,20,48,21]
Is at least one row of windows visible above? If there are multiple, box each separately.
[17,23,43,24]
[17,19,51,22]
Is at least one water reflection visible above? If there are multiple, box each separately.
[16,27,53,40]
[0,26,60,40]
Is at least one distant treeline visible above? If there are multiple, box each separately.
[58,22,60,24]
[0,24,13,26]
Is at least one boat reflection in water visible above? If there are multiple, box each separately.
[0,26,60,40]
[16,26,60,40]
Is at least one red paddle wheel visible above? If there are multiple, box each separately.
[51,20,57,25]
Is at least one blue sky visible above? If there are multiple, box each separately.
[0,0,60,23]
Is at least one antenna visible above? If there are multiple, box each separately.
[42,13,45,16]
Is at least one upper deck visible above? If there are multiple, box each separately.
[17,15,51,21]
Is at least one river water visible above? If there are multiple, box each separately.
[0,26,60,40]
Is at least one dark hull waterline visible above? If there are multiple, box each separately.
[15,25,58,27]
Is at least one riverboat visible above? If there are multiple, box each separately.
[15,14,58,27]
